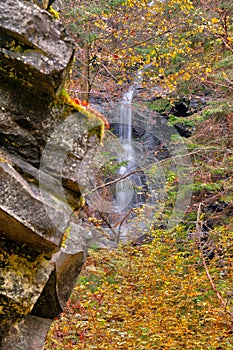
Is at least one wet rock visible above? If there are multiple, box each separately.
[131,233,154,247]
[203,200,228,214]
[173,123,192,138]
[143,131,170,160]
[170,100,188,117]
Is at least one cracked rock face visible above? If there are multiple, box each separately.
[0,1,97,349]
[0,161,67,252]
[0,0,74,96]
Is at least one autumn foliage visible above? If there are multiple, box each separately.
[44,223,233,349]
[61,0,233,100]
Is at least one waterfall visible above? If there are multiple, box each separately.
[118,68,147,158]
[119,85,135,149]
[115,67,150,215]
[116,85,139,212]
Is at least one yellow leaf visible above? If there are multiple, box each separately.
[211,17,219,24]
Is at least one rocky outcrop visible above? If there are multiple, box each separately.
[0,0,73,96]
[0,1,104,348]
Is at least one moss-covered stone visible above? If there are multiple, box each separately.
[58,89,105,142]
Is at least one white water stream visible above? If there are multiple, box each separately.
[119,86,135,148]
[115,84,146,213]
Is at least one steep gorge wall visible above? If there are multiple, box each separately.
[0,1,103,348]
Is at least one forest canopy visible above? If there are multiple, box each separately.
[60,0,233,101]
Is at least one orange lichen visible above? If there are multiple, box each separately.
[70,97,110,130]
[59,89,109,142]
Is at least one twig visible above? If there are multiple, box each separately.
[96,210,119,240]
[99,62,118,82]
[83,165,144,195]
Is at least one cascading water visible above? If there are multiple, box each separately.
[93,64,169,243]
[116,84,146,213]
[113,66,153,236]
[119,85,135,148]
[118,68,144,154]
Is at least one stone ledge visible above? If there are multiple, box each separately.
[0,0,75,96]
[0,160,68,253]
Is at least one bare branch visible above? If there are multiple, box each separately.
[82,144,233,196]
[99,62,119,82]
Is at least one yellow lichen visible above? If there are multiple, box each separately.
[48,6,60,20]
[0,152,12,164]
[61,226,71,248]
[59,89,105,143]
[0,157,8,163]
[79,195,85,208]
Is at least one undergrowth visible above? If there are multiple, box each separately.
[44,224,233,349]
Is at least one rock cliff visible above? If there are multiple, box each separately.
[0,1,104,348]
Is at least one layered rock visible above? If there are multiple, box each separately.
[0,1,104,348]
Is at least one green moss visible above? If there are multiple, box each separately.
[147,98,171,114]
[58,89,105,143]
[192,181,223,194]
[168,114,204,128]
[202,100,233,120]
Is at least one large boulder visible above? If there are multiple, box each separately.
[0,159,66,252]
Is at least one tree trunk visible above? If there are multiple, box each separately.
[79,41,91,102]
